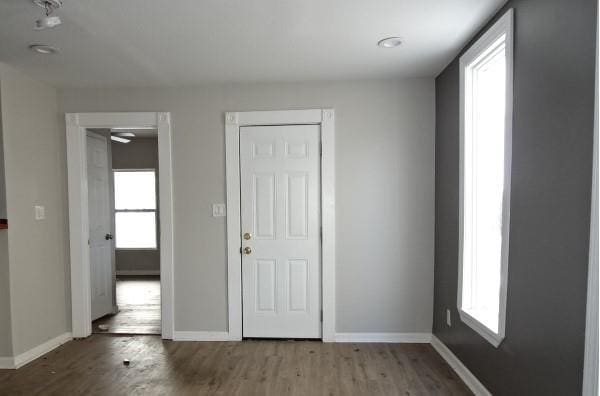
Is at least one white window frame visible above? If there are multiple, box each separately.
[458,9,514,347]
[113,168,159,251]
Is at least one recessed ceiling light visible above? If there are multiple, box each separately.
[377,37,403,48]
[111,136,131,144]
[28,44,59,54]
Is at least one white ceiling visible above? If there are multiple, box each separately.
[0,0,506,88]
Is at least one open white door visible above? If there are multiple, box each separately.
[240,125,322,338]
[87,131,114,320]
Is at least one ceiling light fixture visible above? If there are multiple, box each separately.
[29,44,59,54]
[377,37,403,48]
[110,136,131,144]
[110,127,156,131]
[33,0,63,30]
[112,132,136,138]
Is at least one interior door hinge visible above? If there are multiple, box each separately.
[319,142,323,156]
[320,310,323,322]
[320,226,323,240]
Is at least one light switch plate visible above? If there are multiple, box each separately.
[212,203,226,217]
[34,205,45,220]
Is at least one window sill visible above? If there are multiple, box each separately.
[458,308,504,348]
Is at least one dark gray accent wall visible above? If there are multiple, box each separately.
[434,0,597,395]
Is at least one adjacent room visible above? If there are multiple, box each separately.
[0,0,597,395]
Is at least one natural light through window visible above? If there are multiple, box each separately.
[458,10,513,347]
[114,170,157,249]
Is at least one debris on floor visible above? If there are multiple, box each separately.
[98,324,109,331]
[123,359,130,366]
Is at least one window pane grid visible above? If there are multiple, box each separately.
[114,170,158,249]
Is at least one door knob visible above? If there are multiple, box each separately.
[243,232,252,240]
[105,233,113,240]
[243,246,252,255]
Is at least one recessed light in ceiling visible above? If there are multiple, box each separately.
[377,37,403,48]
[29,44,59,54]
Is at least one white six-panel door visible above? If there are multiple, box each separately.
[87,132,114,320]
[240,125,321,338]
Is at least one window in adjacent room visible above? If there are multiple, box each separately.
[114,169,157,249]
[458,9,513,347]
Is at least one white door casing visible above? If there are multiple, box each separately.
[86,131,114,320]
[240,125,321,338]
[66,112,174,339]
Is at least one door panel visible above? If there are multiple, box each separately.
[87,132,114,320]
[241,125,321,339]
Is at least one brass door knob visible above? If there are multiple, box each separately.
[243,232,252,240]
[243,246,252,255]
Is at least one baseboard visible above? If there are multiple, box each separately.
[0,356,14,369]
[430,335,491,396]
[13,332,72,369]
[172,331,231,341]
[334,332,432,343]
[116,270,160,276]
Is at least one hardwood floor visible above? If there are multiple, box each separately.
[93,276,160,335]
[0,335,471,396]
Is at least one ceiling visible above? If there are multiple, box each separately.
[0,0,506,88]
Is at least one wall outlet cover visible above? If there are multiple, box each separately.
[34,205,45,220]
[212,203,226,217]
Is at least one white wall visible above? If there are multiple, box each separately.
[60,79,435,334]
[0,63,70,355]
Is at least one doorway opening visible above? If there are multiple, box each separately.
[66,112,174,340]
[86,128,161,335]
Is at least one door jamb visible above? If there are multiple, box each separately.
[225,109,336,341]
[66,112,175,339]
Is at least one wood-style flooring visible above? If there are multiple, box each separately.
[93,276,160,335]
[0,335,471,396]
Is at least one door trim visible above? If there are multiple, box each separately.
[66,112,174,339]
[225,109,336,341]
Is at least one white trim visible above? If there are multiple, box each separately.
[457,9,514,348]
[431,335,492,396]
[583,4,599,393]
[334,333,431,343]
[66,112,174,340]
[225,109,336,342]
[116,270,160,276]
[12,332,72,369]
[173,331,231,341]
[0,357,14,369]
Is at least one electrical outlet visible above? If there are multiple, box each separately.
[446,309,452,326]
[34,205,45,220]
[212,203,226,217]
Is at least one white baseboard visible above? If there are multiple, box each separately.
[334,332,432,343]
[116,270,160,276]
[0,356,14,369]
[430,335,491,396]
[172,331,231,341]
[12,332,72,369]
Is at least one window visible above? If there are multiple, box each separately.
[114,170,157,249]
[458,9,513,347]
